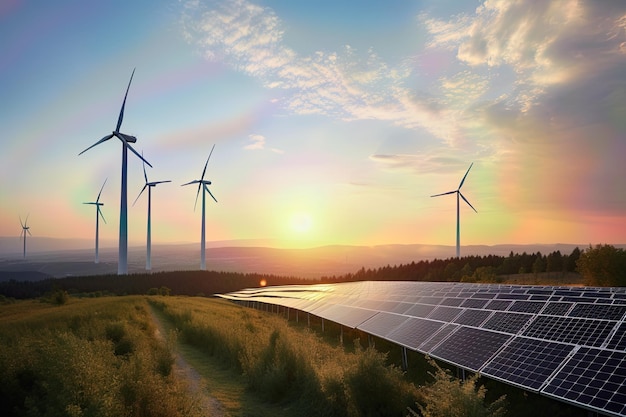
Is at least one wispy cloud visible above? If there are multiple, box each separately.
[244,133,265,150]
[180,0,472,145]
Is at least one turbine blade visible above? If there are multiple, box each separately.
[19,216,24,228]
[200,144,215,181]
[430,190,457,198]
[96,178,107,203]
[126,142,153,168]
[206,185,218,203]
[116,68,135,132]
[98,207,107,224]
[79,134,114,156]
[133,184,148,206]
[25,213,29,227]
[152,180,171,185]
[459,192,477,213]
[458,162,474,190]
[181,180,199,186]
[194,183,201,211]
[141,151,148,183]
[27,229,32,236]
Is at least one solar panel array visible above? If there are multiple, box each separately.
[219,281,626,416]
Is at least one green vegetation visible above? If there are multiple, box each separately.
[409,359,507,417]
[0,297,203,417]
[577,244,626,286]
[150,296,506,417]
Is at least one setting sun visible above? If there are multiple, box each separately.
[290,212,313,233]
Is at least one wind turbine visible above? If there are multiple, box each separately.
[182,145,218,271]
[78,69,152,275]
[19,215,31,259]
[431,163,477,258]
[133,155,171,271]
[84,179,107,264]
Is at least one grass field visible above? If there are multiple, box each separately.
[0,293,586,417]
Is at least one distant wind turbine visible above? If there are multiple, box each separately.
[182,145,218,271]
[133,154,171,271]
[431,163,477,258]
[19,215,31,259]
[84,179,107,264]
[78,68,151,275]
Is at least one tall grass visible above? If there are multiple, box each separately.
[0,297,202,417]
[150,297,419,417]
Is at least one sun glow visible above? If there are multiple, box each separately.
[290,212,313,233]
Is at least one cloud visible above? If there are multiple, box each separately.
[244,133,265,150]
[181,0,626,216]
[180,0,472,144]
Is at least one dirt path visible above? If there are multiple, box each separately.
[148,306,226,417]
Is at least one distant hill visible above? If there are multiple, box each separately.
[0,239,609,281]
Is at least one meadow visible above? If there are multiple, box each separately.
[1,293,521,417]
[0,290,584,417]
[0,296,203,417]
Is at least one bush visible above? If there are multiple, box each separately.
[576,244,626,286]
[409,358,507,417]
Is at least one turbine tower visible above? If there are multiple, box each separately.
[84,179,107,264]
[19,215,31,259]
[182,145,218,271]
[133,155,170,271]
[78,69,152,275]
[431,163,477,258]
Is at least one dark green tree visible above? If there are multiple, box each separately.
[576,244,626,286]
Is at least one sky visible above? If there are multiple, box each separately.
[1,0,625,251]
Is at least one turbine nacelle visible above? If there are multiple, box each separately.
[115,132,137,143]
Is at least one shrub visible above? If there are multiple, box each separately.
[409,358,508,417]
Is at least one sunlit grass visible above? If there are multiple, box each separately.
[0,296,203,417]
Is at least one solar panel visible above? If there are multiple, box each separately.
[387,318,444,350]
[541,302,574,316]
[219,280,626,416]
[485,299,512,310]
[405,303,436,318]
[481,337,575,391]
[430,327,511,371]
[428,306,463,322]
[606,322,626,351]
[419,323,458,353]
[460,298,489,308]
[482,312,533,334]
[453,308,492,327]
[508,300,545,314]
[568,303,626,321]
[522,316,617,348]
[358,312,409,338]
[543,347,626,416]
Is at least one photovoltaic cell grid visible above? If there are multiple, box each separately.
[543,347,626,416]
[481,337,575,391]
[221,281,626,417]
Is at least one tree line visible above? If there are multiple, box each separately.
[1,245,624,300]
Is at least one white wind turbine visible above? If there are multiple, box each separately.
[19,215,31,259]
[133,155,170,271]
[431,163,477,258]
[84,179,107,264]
[78,69,151,275]
[182,145,218,271]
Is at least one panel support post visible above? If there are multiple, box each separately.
[401,347,408,371]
